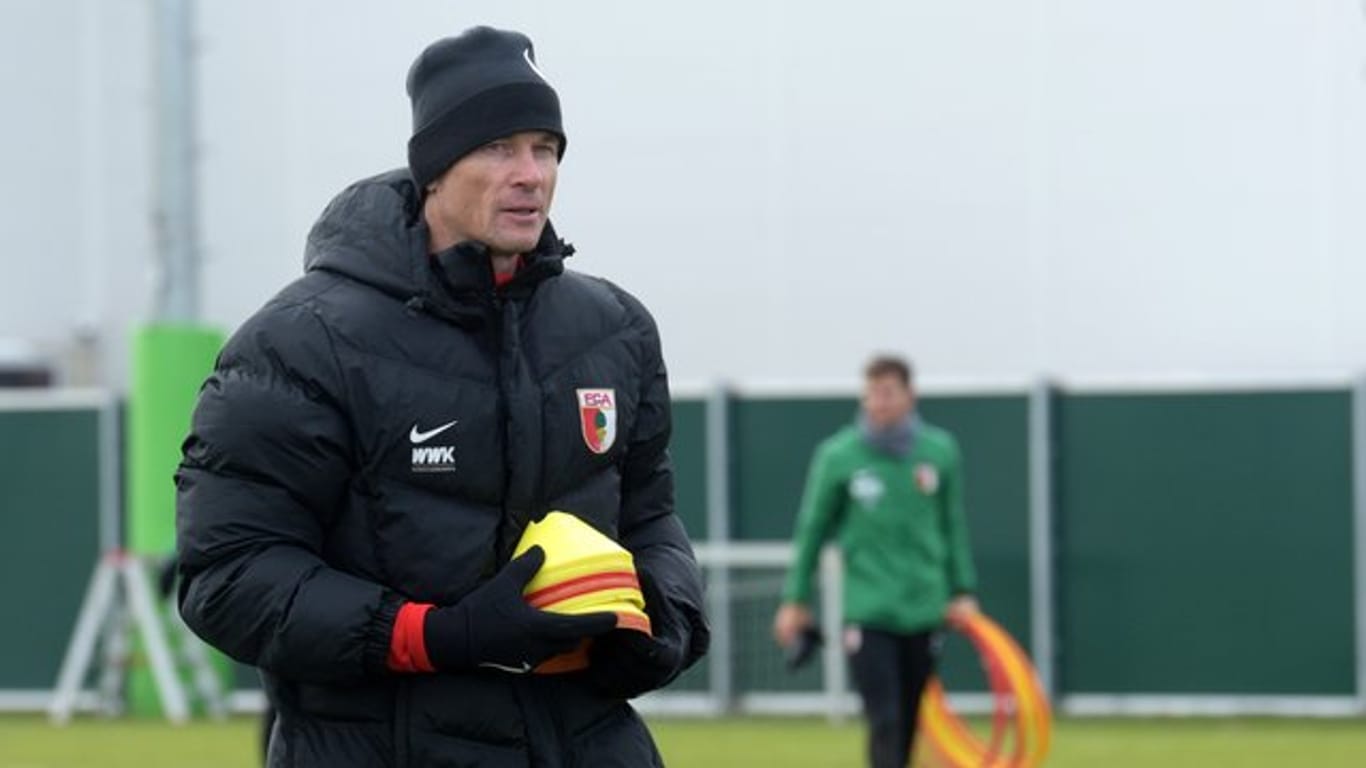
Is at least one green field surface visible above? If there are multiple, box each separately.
[2,715,1365,767]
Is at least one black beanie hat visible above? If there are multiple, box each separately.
[406,27,565,190]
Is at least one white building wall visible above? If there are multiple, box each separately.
[2,0,1364,388]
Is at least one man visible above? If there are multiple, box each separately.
[175,27,707,767]
[773,355,978,768]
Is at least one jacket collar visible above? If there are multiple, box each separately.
[422,221,573,326]
[429,220,572,300]
[303,169,574,328]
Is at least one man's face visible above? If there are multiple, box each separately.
[861,373,915,430]
[426,130,560,256]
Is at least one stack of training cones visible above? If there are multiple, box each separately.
[917,612,1051,768]
[514,511,652,673]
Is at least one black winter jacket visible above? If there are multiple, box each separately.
[175,170,708,767]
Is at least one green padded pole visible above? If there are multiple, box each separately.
[127,323,223,716]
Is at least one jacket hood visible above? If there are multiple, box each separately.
[303,169,572,309]
[304,169,429,299]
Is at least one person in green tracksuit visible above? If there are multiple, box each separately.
[774,355,979,768]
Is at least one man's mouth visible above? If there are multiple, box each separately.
[501,206,541,221]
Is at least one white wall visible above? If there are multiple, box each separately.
[0,0,152,384]
[2,0,1365,388]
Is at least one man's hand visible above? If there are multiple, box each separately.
[945,594,980,626]
[772,602,814,649]
[424,546,617,673]
[583,571,685,699]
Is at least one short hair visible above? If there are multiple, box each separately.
[863,355,913,388]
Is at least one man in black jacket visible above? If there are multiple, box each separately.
[175,27,708,767]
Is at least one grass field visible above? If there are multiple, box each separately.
[3,715,1366,767]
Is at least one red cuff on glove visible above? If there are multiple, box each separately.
[386,602,435,673]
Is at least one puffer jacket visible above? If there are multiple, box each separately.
[175,169,708,767]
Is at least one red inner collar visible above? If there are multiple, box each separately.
[494,255,524,288]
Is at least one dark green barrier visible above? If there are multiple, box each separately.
[0,407,102,688]
[1055,390,1355,695]
[8,388,1357,705]
[920,396,1033,688]
[730,397,854,541]
[671,398,708,540]
[713,396,851,694]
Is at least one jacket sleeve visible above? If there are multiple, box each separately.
[615,298,709,680]
[175,302,403,683]
[941,437,978,595]
[781,441,845,605]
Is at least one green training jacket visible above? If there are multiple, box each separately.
[782,419,977,634]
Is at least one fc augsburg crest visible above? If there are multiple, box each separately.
[914,463,940,495]
[577,388,617,454]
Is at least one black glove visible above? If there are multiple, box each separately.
[785,625,823,671]
[424,546,617,673]
[583,571,686,698]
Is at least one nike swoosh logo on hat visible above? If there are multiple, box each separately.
[410,420,458,444]
[523,47,549,83]
[479,660,532,674]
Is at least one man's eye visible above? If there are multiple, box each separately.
[483,141,510,155]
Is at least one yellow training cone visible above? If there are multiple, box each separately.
[513,512,653,673]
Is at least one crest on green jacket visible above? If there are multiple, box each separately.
[914,463,940,495]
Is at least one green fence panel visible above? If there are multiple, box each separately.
[1055,390,1355,695]
[15,387,1353,703]
[671,397,708,540]
[731,397,855,541]
[920,395,1033,687]
[727,397,851,694]
[0,407,102,688]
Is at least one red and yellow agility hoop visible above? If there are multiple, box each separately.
[916,612,1051,768]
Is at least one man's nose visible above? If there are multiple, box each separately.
[509,146,546,187]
